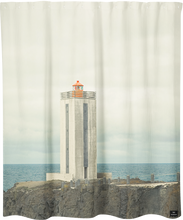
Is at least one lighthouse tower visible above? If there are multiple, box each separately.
[46,80,97,181]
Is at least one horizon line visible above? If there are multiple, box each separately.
[3,162,180,165]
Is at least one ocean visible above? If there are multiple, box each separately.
[3,163,180,192]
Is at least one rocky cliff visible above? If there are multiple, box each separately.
[3,179,181,219]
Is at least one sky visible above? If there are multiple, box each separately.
[1,2,181,164]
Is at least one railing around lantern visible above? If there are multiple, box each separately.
[61,91,96,100]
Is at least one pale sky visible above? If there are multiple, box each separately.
[1,2,181,164]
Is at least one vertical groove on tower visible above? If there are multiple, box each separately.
[83,103,88,178]
[66,104,69,173]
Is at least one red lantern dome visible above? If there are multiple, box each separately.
[72,80,84,97]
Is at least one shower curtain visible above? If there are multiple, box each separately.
[1,2,182,219]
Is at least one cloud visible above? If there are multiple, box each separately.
[2,5,180,164]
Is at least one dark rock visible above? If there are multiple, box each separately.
[3,180,181,219]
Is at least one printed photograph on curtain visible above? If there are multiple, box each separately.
[1,2,182,219]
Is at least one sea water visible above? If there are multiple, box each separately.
[3,163,180,192]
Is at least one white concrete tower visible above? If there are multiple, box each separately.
[60,81,97,181]
[46,80,97,181]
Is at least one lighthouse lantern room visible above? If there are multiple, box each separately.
[72,80,84,97]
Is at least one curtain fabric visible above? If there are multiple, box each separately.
[1,2,182,219]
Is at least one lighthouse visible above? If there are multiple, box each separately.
[46,80,97,181]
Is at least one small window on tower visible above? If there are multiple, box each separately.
[84,167,87,179]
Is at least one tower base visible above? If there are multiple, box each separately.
[46,173,73,182]
[46,172,112,182]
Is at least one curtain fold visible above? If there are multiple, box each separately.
[1,2,182,219]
